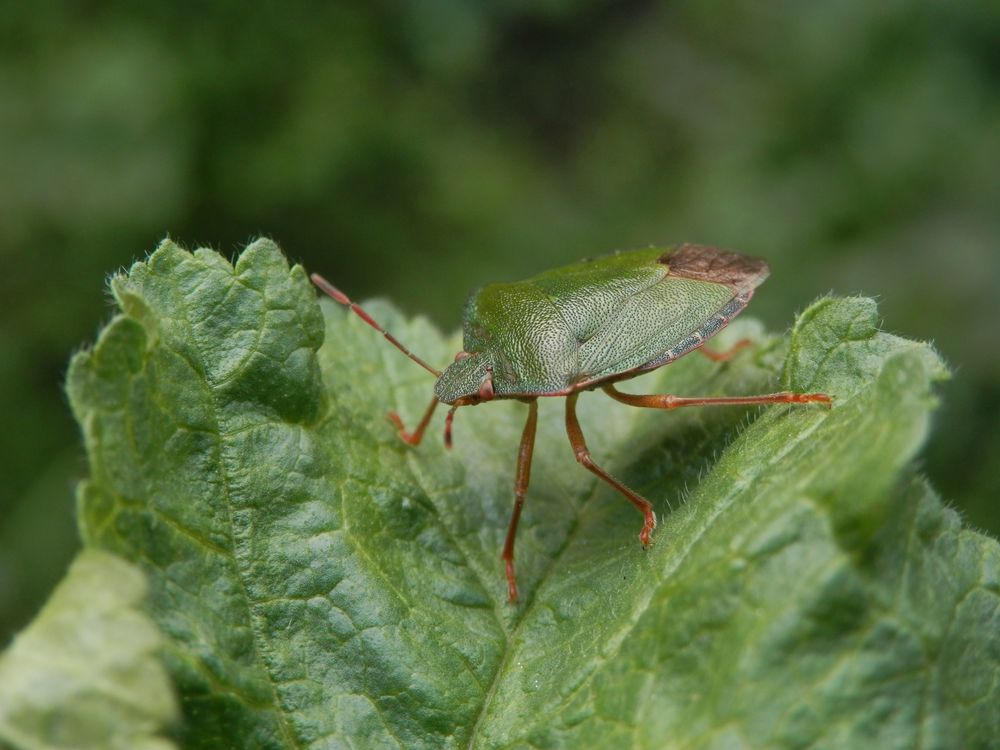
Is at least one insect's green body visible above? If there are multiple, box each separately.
[435,245,769,405]
[311,243,827,603]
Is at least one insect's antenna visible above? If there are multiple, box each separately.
[444,406,458,449]
[311,273,442,377]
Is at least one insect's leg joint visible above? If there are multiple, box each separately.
[658,394,679,409]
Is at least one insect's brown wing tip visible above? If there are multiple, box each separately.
[660,244,770,294]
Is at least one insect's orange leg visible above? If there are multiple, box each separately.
[501,399,538,604]
[387,397,439,446]
[565,393,656,547]
[696,338,751,362]
[602,383,831,409]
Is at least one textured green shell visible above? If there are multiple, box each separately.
[434,245,769,404]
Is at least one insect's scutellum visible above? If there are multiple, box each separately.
[312,245,831,604]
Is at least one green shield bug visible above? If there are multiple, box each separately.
[312,244,831,603]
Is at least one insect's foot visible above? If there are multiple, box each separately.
[386,411,419,445]
[504,558,519,603]
[796,392,833,407]
[639,511,657,547]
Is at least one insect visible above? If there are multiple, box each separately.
[311,244,831,602]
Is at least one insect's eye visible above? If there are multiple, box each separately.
[478,369,495,402]
[454,351,470,362]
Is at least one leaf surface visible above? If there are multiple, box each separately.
[0,550,178,750]
[67,240,999,749]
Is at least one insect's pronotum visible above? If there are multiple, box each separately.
[312,245,831,602]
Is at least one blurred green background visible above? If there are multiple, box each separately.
[2,1,998,643]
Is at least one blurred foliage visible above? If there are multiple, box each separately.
[1,0,998,642]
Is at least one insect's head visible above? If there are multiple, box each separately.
[434,351,496,406]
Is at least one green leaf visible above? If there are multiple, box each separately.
[66,239,999,749]
[0,549,178,750]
